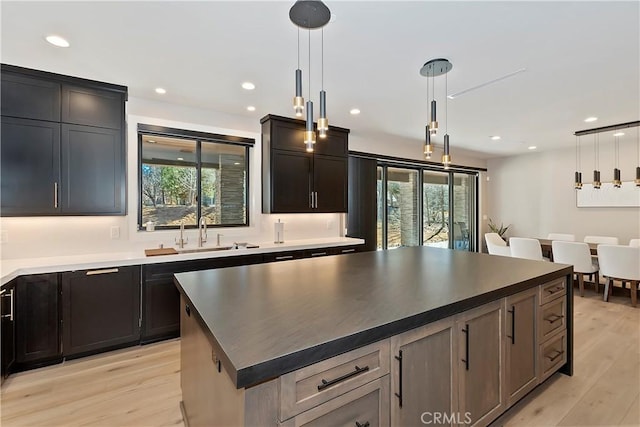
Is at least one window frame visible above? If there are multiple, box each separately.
[137,124,254,230]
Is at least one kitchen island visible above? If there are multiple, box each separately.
[175,246,573,426]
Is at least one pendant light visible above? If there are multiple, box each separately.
[293,28,304,117]
[289,0,331,151]
[574,135,582,189]
[420,58,453,167]
[636,126,640,186]
[613,131,621,188]
[317,28,328,139]
[592,133,601,189]
[423,73,433,159]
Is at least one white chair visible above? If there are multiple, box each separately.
[547,233,576,242]
[509,237,546,261]
[485,233,510,257]
[629,239,640,247]
[552,241,599,297]
[584,236,619,245]
[597,245,640,307]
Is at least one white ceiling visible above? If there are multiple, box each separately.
[2,1,638,159]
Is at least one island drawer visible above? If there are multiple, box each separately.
[279,340,390,421]
[538,297,566,342]
[539,277,566,305]
[279,375,389,427]
[538,330,567,381]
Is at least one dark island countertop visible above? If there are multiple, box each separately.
[174,246,572,389]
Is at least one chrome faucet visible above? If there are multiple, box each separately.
[216,233,223,247]
[176,222,187,248]
[198,217,208,247]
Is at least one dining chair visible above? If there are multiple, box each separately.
[629,239,640,247]
[584,235,619,245]
[552,241,599,297]
[597,244,640,307]
[485,233,510,256]
[547,233,576,241]
[509,237,546,261]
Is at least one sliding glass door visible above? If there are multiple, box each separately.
[423,171,449,248]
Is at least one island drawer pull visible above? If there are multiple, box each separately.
[394,350,403,407]
[1,288,14,321]
[507,306,515,345]
[341,248,356,253]
[461,324,470,370]
[311,252,328,257]
[317,365,370,391]
[355,422,370,427]
[544,314,564,324]
[86,268,119,276]
[275,255,294,261]
[546,350,564,362]
[546,285,564,294]
[185,304,191,317]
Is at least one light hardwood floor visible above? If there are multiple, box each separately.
[1,294,638,427]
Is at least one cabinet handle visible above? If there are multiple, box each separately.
[54,182,58,208]
[275,255,294,261]
[461,324,470,370]
[317,365,369,391]
[546,285,564,294]
[86,268,119,276]
[544,314,564,324]
[311,252,328,257]
[310,192,313,209]
[1,289,14,321]
[341,248,356,254]
[507,306,515,345]
[355,422,370,427]
[394,350,403,407]
[212,351,222,373]
[185,304,191,317]
[314,191,318,208]
[546,349,564,362]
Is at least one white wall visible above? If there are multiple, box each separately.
[485,139,640,244]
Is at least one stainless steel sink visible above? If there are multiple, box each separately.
[176,243,259,254]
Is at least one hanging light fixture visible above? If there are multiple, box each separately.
[574,135,582,189]
[289,0,331,151]
[293,28,304,118]
[420,58,453,167]
[317,28,328,139]
[613,131,622,188]
[592,133,601,189]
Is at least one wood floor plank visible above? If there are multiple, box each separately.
[620,393,640,426]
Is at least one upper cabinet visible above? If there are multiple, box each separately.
[0,64,127,216]
[261,115,349,213]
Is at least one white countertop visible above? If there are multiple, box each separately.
[0,237,364,286]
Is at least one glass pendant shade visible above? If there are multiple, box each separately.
[293,69,304,117]
[593,170,601,189]
[304,100,315,152]
[574,172,582,189]
[318,90,328,138]
[613,168,621,188]
[442,134,451,169]
[429,100,438,135]
[424,126,433,159]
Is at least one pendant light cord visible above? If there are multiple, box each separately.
[297,27,300,69]
[445,69,448,133]
[321,28,324,90]
[308,27,311,99]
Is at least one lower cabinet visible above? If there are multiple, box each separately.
[141,278,180,344]
[62,266,140,358]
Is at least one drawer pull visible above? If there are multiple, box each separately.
[355,422,370,427]
[546,285,564,294]
[311,252,328,257]
[185,304,191,317]
[507,306,515,345]
[342,248,356,253]
[395,350,403,407]
[86,268,119,276]
[317,365,370,391]
[546,350,565,362]
[275,255,294,261]
[544,314,564,324]
[461,324,470,370]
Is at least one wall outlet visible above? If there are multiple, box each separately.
[0,230,7,244]
[110,226,120,239]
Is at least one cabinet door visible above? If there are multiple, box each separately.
[1,72,61,121]
[457,300,504,427]
[505,288,538,407]
[314,129,348,157]
[62,266,140,358]
[1,284,16,379]
[1,117,61,216]
[270,119,306,153]
[270,150,313,213]
[60,124,124,214]
[15,274,61,366]
[347,156,378,251]
[141,278,180,344]
[61,85,124,129]
[391,317,457,427]
[313,154,347,213]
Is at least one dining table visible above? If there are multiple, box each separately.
[537,238,599,261]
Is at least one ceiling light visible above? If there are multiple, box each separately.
[613,132,622,188]
[350,108,361,115]
[528,146,537,150]
[490,136,501,141]
[584,117,598,123]
[574,135,582,190]
[45,35,69,48]
[177,157,184,161]
[155,88,166,94]
[613,132,624,137]
[247,106,256,112]
[592,134,601,189]
[241,82,255,90]
[234,162,241,165]
[421,58,453,167]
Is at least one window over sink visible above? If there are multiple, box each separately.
[138,124,254,229]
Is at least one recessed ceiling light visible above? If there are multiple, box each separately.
[155,87,166,94]
[490,136,501,141]
[246,106,256,112]
[613,132,625,137]
[177,157,184,161]
[350,108,361,115]
[241,82,255,90]
[45,35,70,48]
[528,146,537,150]
[234,162,241,165]
[584,117,598,123]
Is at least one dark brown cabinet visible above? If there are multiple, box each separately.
[261,115,349,214]
[62,266,140,358]
[15,274,62,368]
[0,64,127,216]
[1,282,16,381]
[347,156,378,251]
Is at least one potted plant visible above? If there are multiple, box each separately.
[488,218,511,241]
